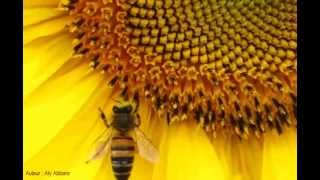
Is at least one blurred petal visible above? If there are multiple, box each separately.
[24,0,60,8]
[24,7,66,26]
[23,32,73,96]
[211,133,234,180]
[23,15,72,45]
[230,137,263,180]
[211,133,263,180]
[24,60,104,162]
[24,82,113,180]
[93,155,115,180]
[262,128,297,180]
[153,122,227,180]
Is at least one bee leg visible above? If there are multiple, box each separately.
[135,102,139,113]
[134,91,140,113]
[135,114,141,127]
[98,107,110,128]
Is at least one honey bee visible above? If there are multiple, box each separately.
[86,101,160,180]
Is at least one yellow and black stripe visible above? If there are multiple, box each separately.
[111,136,135,180]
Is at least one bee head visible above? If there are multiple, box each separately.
[113,105,133,114]
[111,96,137,114]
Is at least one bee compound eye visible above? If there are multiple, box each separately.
[126,106,133,113]
[113,106,120,113]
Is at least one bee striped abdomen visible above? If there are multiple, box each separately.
[111,136,135,180]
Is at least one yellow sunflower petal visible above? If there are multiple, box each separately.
[230,136,263,180]
[93,155,115,180]
[24,82,113,180]
[23,32,73,96]
[152,121,227,180]
[24,0,60,8]
[210,133,264,180]
[262,128,297,180]
[211,133,232,175]
[23,15,72,45]
[24,60,104,162]
[24,7,66,26]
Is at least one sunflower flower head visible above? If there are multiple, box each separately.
[61,0,296,139]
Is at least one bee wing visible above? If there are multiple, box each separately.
[134,128,160,163]
[86,129,113,164]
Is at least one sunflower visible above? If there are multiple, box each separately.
[23,0,297,180]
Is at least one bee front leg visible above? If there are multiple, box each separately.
[135,114,141,127]
[98,107,110,128]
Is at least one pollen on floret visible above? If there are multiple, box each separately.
[66,0,297,139]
